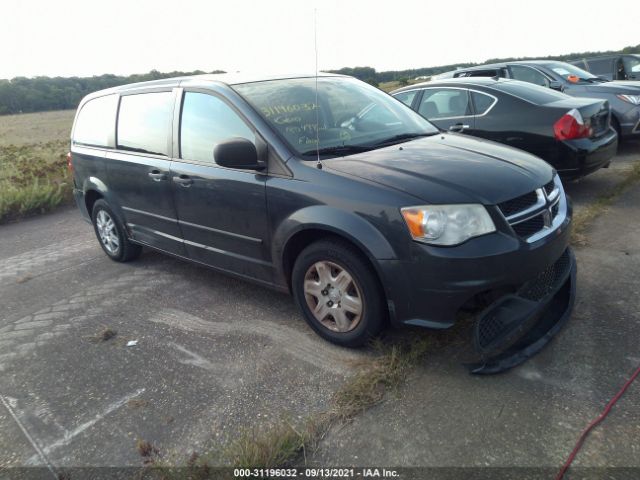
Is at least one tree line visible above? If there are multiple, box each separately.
[0,69,225,115]
[327,44,640,86]
[1,43,639,115]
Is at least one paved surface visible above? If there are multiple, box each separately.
[0,210,363,468]
[0,140,639,473]
[310,142,640,471]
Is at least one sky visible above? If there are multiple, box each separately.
[1,0,637,79]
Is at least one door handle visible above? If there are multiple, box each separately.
[148,170,167,181]
[173,175,193,187]
[449,123,470,132]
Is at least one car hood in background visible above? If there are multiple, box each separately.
[584,81,640,94]
[324,134,553,205]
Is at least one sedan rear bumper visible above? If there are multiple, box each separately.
[557,128,618,180]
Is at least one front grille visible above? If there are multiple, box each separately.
[498,191,537,217]
[478,315,503,349]
[512,216,545,237]
[498,176,562,241]
[518,250,571,301]
[543,180,555,197]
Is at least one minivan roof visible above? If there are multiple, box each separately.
[83,72,346,99]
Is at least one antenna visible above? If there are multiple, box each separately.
[314,8,322,169]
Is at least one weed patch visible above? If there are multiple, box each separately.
[219,335,434,469]
[571,162,640,246]
[0,141,72,223]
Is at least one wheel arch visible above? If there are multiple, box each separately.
[273,206,398,293]
[81,177,125,222]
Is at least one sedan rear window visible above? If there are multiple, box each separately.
[490,81,567,105]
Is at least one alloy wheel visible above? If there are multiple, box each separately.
[96,210,120,254]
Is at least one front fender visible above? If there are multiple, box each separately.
[272,205,398,287]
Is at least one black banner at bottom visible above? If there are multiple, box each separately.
[1,467,639,480]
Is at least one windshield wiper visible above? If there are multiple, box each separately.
[301,145,372,157]
[372,132,435,146]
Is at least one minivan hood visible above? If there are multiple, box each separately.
[324,134,553,205]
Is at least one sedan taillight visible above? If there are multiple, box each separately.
[554,109,592,140]
[66,151,73,173]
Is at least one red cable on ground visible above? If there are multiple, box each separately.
[556,362,640,480]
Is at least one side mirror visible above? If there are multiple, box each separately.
[214,137,264,170]
[549,80,564,91]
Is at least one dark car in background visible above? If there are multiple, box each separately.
[391,78,617,180]
[451,60,640,139]
[69,73,575,373]
[571,54,640,81]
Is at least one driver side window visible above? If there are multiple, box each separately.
[180,92,255,164]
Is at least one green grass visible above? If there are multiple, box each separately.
[571,161,640,246]
[221,335,434,469]
[0,140,72,223]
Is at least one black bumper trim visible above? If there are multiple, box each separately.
[466,248,577,375]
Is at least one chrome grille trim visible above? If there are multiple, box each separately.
[504,189,546,223]
[498,175,567,244]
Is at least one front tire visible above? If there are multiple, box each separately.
[291,239,386,347]
[91,199,141,262]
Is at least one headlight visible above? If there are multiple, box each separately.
[401,204,495,246]
[617,94,640,105]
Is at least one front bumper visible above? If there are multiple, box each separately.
[377,197,574,374]
[617,104,640,138]
[467,247,576,374]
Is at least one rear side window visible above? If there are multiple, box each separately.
[73,94,118,147]
[180,92,254,164]
[471,91,495,115]
[587,58,614,75]
[491,82,567,105]
[418,89,471,119]
[394,90,417,107]
[117,92,173,156]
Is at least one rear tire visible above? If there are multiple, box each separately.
[291,238,386,347]
[91,199,141,262]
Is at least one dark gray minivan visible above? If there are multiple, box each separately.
[69,73,576,373]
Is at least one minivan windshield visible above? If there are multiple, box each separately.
[233,77,438,158]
